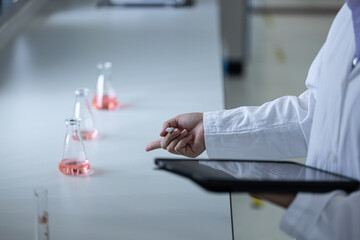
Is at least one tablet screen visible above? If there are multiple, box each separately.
[197,160,349,182]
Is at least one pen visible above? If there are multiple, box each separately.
[166,127,175,133]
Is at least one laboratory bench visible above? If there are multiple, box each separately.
[0,0,232,239]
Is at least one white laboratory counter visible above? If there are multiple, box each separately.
[0,0,231,239]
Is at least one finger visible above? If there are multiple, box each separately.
[160,117,179,137]
[174,134,193,154]
[145,139,162,152]
[166,129,188,154]
[160,128,180,149]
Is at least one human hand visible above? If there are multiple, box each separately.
[145,112,205,158]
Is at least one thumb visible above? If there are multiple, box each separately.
[160,117,179,137]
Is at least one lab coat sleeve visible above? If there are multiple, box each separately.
[204,93,311,160]
[203,42,324,160]
[280,190,360,240]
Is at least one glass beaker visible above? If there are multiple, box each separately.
[92,62,118,110]
[34,188,49,240]
[74,88,98,140]
[59,119,90,176]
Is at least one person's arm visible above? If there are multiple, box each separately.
[204,92,314,160]
[145,85,319,159]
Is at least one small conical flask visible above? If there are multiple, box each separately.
[34,188,49,240]
[92,62,118,110]
[74,88,98,140]
[59,119,90,176]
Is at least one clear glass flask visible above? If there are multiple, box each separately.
[74,88,98,140]
[34,188,49,240]
[92,62,118,110]
[59,119,90,176]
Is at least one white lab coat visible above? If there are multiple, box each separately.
[204,4,360,240]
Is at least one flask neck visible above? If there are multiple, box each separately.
[73,95,95,131]
[64,123,82,144]
[98,69,112,80]
[74,94,91,113]
[66,123,79,135]
[74,89,91,118]
[64,124,75,142]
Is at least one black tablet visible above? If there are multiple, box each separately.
[155,158,360,193]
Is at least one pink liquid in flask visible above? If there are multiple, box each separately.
[58,159,90,176]
[92,94,118,110]
[81,130,98,140]
[71,130,98,141]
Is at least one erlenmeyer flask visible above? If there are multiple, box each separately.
[34,188,49,240]
[59,119,90,176]
[74,88,98,140]
[92,62,118,110]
